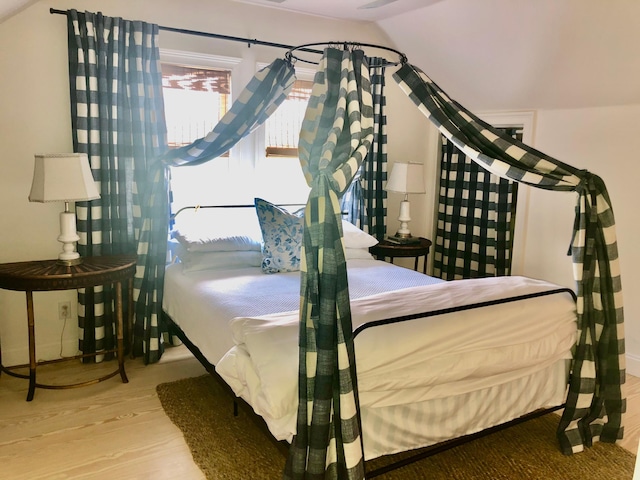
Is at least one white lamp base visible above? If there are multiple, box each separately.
[395,199,413,238]
[57,210,82,265]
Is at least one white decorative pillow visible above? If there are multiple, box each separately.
[179,250,263,273]
[342,220,379,248]
[171,208,262,253]
[255,198,304,274]
[172,230,261,252]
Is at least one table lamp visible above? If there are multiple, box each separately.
[386,162,425,240]
[28,153,100,265]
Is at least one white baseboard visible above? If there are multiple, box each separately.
[627,353,640,378]
[1,340,78,368]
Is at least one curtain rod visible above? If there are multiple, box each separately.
[50,8,407,66]
[49,8,323,54]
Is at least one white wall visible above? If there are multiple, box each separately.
[524,105,640,374]
[406,105,640,375]
[0,0,431,365]
[380,0,640,374]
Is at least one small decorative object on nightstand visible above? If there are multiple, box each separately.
[0,255,136,401]
[369,237,432,274]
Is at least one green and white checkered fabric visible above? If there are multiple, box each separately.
[284,48,373,480]
[340,57,388,240]
[66,9,167,361]
[393,62,625,454]
[434,132,520,280]
[135,59,295,363]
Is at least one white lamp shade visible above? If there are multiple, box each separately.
[29,153,100,203]
[386,162,426,194]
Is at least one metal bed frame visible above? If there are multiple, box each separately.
[163,280,576,477]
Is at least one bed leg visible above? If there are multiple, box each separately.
[233,400,239,417]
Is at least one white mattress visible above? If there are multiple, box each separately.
[163,258,444,364]
[163,259,576,460]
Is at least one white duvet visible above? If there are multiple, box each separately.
[216,275,577,442]
[163,259,443,365]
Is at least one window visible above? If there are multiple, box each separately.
[159,50,241,210]
[161,64,231,148]
[264,79,313,157]
[252,67,316,205]
[163,53,314,210]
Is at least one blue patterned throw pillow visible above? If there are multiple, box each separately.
[255,198,304,274]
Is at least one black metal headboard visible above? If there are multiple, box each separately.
[171,203,306,221]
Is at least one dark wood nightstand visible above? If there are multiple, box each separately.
[369,238,432,274]
[0,255,136,401]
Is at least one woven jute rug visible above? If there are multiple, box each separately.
[157,374,635,479]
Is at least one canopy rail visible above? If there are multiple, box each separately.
[286,41,407,67]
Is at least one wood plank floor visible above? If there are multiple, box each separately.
[0,346,638,479]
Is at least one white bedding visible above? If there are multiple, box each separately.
[163,258,443,364]
[163,258,577,460]
[216,274,577,444]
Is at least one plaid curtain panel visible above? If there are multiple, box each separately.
[66,10,167,360]
[434,132,519,279]
[394,62,625,455]
[134,59,295,363]
[341,58,388,240]
[284,48,373,480]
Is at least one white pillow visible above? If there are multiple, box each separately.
[341,220,379,248]
[345,248,374,260]
[180,250,263,272]
[171,209,262,253]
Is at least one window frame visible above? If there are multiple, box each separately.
[255,63,317,160]
[160,49,241,152]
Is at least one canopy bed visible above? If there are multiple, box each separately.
[58,9,625,480]
[163,201,578,478]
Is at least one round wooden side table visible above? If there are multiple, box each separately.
[369,237,432,274]
[0,254,136,401]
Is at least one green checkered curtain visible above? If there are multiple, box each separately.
[340,57,388,240]
[284,48,373,480]
[394,63,625,455]
[434,131,520,280]
[66,10,167,361]
[135,59,295,363]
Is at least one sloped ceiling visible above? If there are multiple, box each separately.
[236,0,640,111]
[4,0,638,111]
[0,0,37,23]
[379,0,640,111]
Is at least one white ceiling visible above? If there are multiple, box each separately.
[379,0,640,110]
[228,0,640,111]
[229,0,442,22]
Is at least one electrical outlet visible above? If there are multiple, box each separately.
[58,301,71,321]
